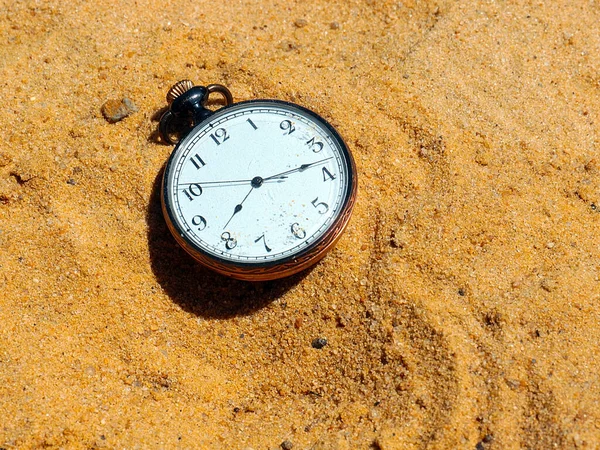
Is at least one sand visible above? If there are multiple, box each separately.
[1,0,599,448]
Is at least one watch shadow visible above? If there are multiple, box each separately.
[146,168,308,319]
[147,107,168,144]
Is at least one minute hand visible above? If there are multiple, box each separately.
[263,157,333,181]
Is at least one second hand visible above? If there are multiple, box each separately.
[178,177,287,188]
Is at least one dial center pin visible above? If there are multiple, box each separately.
[251,176,264,188]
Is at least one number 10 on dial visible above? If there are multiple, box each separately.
[159,81,357,280]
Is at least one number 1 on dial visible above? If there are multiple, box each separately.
[247,118,258,130]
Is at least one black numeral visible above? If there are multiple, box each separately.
[191,215,207,231]
[220,232,237,250]
[247,118,258,130]
[311,197,329,214]
[306,137,324,153]
[291,223,306,239]
[280,120,295,135]
[210,128,229,145]
[183,183,203,201]
[190,154,206,170]
[322,167,336,181]
[254,234,272,252]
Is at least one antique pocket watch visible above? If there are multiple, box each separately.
[158,81,357,281]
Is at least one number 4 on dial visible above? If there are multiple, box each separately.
[322,167,336,181]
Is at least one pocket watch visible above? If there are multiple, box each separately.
[158,81,357,281]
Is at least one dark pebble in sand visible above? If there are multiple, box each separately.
[281,440,293,450]
[475,434,493,450]
[311,337,328,349]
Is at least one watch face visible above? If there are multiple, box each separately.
[162,100,356,275]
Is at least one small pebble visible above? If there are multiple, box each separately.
[101,97,138,123]
[281,440,293,450]
[540,278,557,292]
[294,18,308,28]
[67,179,76,185]
[336,315,347,327]
[330,22,340,30]
[277,40,298,52]
[311,337,328,349]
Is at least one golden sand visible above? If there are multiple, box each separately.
[1,0,599,448]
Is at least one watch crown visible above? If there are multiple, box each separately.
[166,80,194,104]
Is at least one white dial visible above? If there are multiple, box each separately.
[162,100,354,269]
